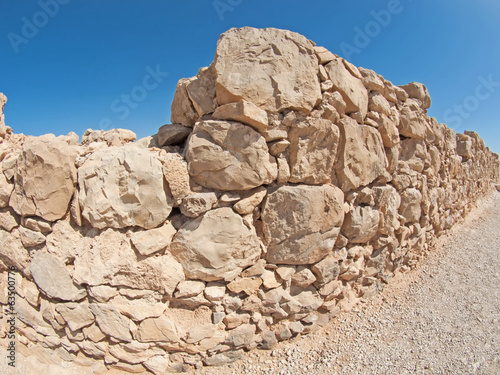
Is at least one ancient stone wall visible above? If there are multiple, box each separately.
[0,27,499,373]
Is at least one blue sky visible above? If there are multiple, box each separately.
[1,0,499,154]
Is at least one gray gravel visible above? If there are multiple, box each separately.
[197,192,500,375]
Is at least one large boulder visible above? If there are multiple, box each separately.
[261,185,345,265]
[78,147,172,229]
[400,139,428,173]
[335,118,387,192]
[341,206,380,244]
[9,135,78,221]
[399,188,422,224]
[398,99,428,139]
[214,27,321,113]
[325,58,369,117]
[288,118,340,184]
[185,120,277,191]
[170,207,262,281]
[399,82,431,109]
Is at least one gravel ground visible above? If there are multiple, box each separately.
[197,191,500,375]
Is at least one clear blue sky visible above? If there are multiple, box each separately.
[1,0,499,155]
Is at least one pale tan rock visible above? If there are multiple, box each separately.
[90,304,132,342]
[16,297,53,334]
[171,207,261,281]
[321,80,334,92]
[325,58,368,117]
[157,124,192,147]
[399,188,422,224]
[30,252,86,301]
[373,186,401,235]
[341,206,380,244]
[262,185,345,264]
[319,64,329,81]
[21,217,52,233]
[457,134,473,159]
[377,114,400,148]
[369,92,391,116]
[103,129,137,146]
[213,100,269,132]
[161,152,191,205]
[233,186,267,215]
[115,299,168,322]
[10,135,78,221]
[276,157,291,184]
[175,280,205,298]
[204,282,226,302]
[109,344,165,365]
[136,315,180,343]
[186,120,277,191]
[358,67,385,93]
[186,66,218,117]
[314,46,335,64]
[288,118,340,184]
[88,285,118,303]
[268,140,290,157]
[171,77,199,126]
[0,208,19,231]
[398,99,428,139]
[227,277,262,295]
[400,82,431,109]
[224,323,256,348]
[276,266,296,282]
[55,303,95,331]
[311,255,340,284]
[130,222,177,256]
[78,147,172,229]
[143,355,171,375]
[180,192,218,218]
[83,324,106,342]
[261,270,281,289]
[335,117,387,192]
[18,226,46,248]
[185,324,218,344]
[224,313,251,329]
[0,172,13,207]
[214,27,321,113]
[20,278,40,307]
[400,139,428,173]
[291,267,317,287]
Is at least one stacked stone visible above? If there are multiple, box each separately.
[0,27,498,373]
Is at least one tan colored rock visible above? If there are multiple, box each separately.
[398,99,428,139]
[143,355,171,375]
[227,277,262,295]
[180,192,218,218]
[261,270,282,289]
[90,304,132,342]
[157,124,192,147]
[185,324,218,344]
[214,27,321,113]
[377,114,400,148]
[89,285,118,303]
[369,92,391,116]
[186,120,277,191]
[341,206,380,243]
[233,187,267,215]
[311,255,340,284]
[291,267,317,288]
[161,152,191,205]
[55,303,95,331]
[115,299,168,322]
[358,67,385,93]
[325,58,368,117]
[18,227,46,248]
[224,323,256,348]
[186,66,218,117]
[314,46,336,64]
[400,139,428,173]
[335,117,387,192]
[171,77,199,126]
[130,222,177,256]
[213,100,269,132]
[399,188,422,224]
[262,185,345,264]
[30,252,86,301]
[103,129,136,146]
[10,135,78,221]
[0,172,13,207]
[171,207,261,281]
[457,134,473,159]
[400,82,431,109]
[175,280,205,298]
[373,186,401,235]
[21,217,52,233]
[0,208,19,231]
[288,118,340,184]
[82,324,106,342]
[136,315,180,343]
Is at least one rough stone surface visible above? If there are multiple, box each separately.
[171,207,261,281]
[262,185,344,264]
[130,222,177,256]
[341,206,380,244]
[214,27,321,113]
[78,147,172,229]
[213,100,269,132]
[90,304,132,342]
[186,120,277,191]
[157,124,192,147]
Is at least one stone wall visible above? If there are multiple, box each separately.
[0,27,499,373]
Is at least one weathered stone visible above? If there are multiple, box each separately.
[213,100,269,132]
[88,285,118,303]
[21,217,52,233]
[157,124,192,147]
[185,324,218,344]
[399,188,422,224]
[180,192,218,218]
[262,185,344,264]
[171,207,261,281]
[341,206,380,244]
[325,58,368,117]
[175,280,205,298]
[335,117,387,192]
[171,77,199,126]
[261,270,281,289]
[260,330,278,350]
[457,134,473,159]
[400,82,431,109]
[55,303,95,331]
[108,344,165,365]
[10,135,78,221]
[186,66,218,117]
[311,255,340,284]
[227,278,262,295]
[0,208,19,231]
[90,304,132,342]
[116,299,168,322]
[314,46,336,64]
[78,147,172,229]
[291,267,317,288]
[369,92,391,116]
[224,323,256,348]
[400,139,428,173]
[143,355,171,375]
[377,114,400,148]
[358,67,385,93]
[18,226,46,248]
[161,152,191,205]
[214,27,321,113]
[30,252,86,301]
[233,187,267,215]
[186,120,277,191]
[0,172,13,207]
[288,118,340,184]
[373,186,401,235]
[204,283,226,302]
[130,222,176,256]
[136,315,180,343]
[398,99,428,139]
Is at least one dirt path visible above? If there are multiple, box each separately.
[198,191,500,375]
